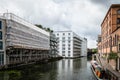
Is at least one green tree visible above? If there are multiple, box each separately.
[35,24,43,29]
[35,24,53,33]
[92,48,97,54]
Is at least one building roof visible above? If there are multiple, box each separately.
[101,4,120,26]
[54,30,72,33]
[2,13,50,36]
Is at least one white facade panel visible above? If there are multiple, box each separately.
[81,38,87,56]
[55,31,85,58]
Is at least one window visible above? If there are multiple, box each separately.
[62,37,65,40]
[0,42,3,50]
[117,18,120,24]
[115,35,117,46]
[68,54,70,56]
[63,33,65,35]
[68,48,71,50]
[119,44,120,51]
[62,51,65,56]
[68,37,71,40]
[62,44,65,46]
[68,44,70,46]
[0,52,4,65]
[0,32,2,39]
[62,41,65,43]
[68,33,70,35]
[68,41,71,43]
[62,51,65,53]
[57,37,59,40]
[68,51,71,53]
[62,54,65,56]
[0,21,2,29]
[62,48,65,50]
[68,52,71,56]
[1,54,3,64]
[57,34,59,36]
[117,9,120,14]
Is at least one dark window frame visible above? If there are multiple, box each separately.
[117,9,120,14]
[0,31,2,40]
[68,33,70,35]
[0,41,3,50]
[0,21,2,29]
[117,18,120,24]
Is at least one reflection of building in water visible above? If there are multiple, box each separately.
[57,59,73,80]
[73,59,81,70]
[57,58,87,80]
[81,58,87,68]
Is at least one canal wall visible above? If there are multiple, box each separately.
[96,54,120,80]
[0,57,63,70]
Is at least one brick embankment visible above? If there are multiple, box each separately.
[96,54,120,79]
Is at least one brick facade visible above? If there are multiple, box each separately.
[98,4,120,71]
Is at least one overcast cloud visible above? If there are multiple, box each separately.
[0,0,120,48]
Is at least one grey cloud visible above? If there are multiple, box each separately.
[90,0,110,7]
[0,0,120,48]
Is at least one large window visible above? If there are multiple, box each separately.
[62,51,65,53]
[62,41,65,43]
[0,41,3,50]
[119,44,120,51]
[68,37,71,40]
[0,52,4,65]
[62,37,65,40]
[68,48,71,50]
[62,51,65,56]
[0,32,2,39]
[62,44,65,46]
[0,21,2,29]
[117,18,120,24]
[68,51,71,53]
[117,9,120,14]
[68,41,71,43]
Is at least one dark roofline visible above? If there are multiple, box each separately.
[101,4,120,26]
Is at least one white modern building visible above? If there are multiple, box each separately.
[55,31,87,58]
[0,13,50,67]
[81,38,87,56]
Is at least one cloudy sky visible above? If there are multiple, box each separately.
[0,0,120,48]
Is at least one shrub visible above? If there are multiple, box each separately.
[108,52,118,60]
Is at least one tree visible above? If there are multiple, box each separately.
[35,24,54,33]
[92,48,97,54]
[35,24,43,29]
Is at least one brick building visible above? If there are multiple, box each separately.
[98,4,120,71]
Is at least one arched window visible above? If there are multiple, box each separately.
[117,9,120,14]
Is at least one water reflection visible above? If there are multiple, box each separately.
[0,57,96,80]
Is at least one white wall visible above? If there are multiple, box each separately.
[81,38,87,56]
[55,31,87,58]
[55,31,73,57]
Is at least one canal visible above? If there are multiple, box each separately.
[0,57,96,80]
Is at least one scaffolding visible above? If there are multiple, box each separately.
[3,13,50,50]
[0,13,50,66]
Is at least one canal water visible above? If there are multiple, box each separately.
[0,57,96,80]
